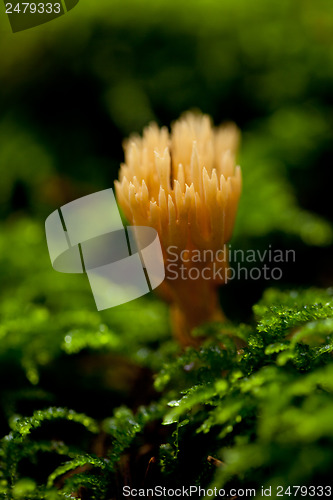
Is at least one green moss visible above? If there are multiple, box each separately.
[1,278,333,498]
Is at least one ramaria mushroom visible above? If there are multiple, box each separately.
[115,112,242,346]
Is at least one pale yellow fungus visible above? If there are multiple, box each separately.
[115,112,242,346]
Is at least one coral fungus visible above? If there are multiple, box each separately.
[115,112,242,345]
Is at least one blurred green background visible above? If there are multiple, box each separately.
[0,0,333,495]
[1,0,332,313]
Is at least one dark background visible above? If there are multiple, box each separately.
[1,0,332,313]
